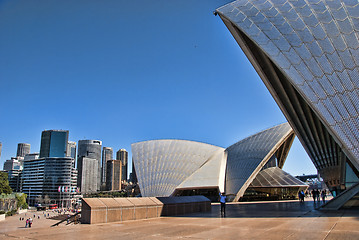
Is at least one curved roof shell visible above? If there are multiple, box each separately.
[216,0,359,190]
[225,122,294,201]
[131,123,296,199]
[131,139,224,197]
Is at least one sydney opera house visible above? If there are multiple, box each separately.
[215,0,359,208]
[132,123,308,202]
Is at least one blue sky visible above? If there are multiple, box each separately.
[0,0,316,176]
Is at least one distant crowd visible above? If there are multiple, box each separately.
[298,189,327,203]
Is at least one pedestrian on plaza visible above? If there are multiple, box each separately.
[312,189,317,202]
[29,218,32,228]
[298,191,303,202]
[219,192,227,217]
[299,190,305,202]
[316,190,320,202]
[25,218,29,228]
[321,189,326,203]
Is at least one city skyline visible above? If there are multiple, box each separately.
[0,0,316,176]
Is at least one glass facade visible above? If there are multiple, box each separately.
[40,130,69,158]
[345,162,359,188]
[22,157,77,206]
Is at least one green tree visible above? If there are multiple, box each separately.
[0,172,12,194]
[15,193,28,209]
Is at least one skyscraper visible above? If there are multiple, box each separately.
[116,149,128,182]
[67,141,77,159]
[101,147,113,189]
[16,143,31,157]
[3,158,21,171]
[77,140,102,191]
[77,156,98,193]
[106,160,122,191]
[39,130,69,158]
[22,156,77,206]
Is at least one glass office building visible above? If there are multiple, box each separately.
[40,130,69,158]
[22,157,77,206]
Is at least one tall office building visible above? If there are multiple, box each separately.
[22,156,77,206]
[77,140,102,191]
[22,129,77,206]
[77,157,98,193]
[116,149,128,182]
[16,143,31,157]
[67,141,77,168]
[101,147,113,189]
[40,130,69,158]
[106,160,122,191]
[67,141,77,159]
[3,158,21,171]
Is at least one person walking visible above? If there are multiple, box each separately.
[312,189,317,202]
[321,189,326,203]
[316,189,320,202]
[25,218,28,228]
[219,192,227,217]
[299,190,305,202]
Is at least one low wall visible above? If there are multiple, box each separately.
[81,196,211,224]
[157,196,211,216]
[17,209,28,214]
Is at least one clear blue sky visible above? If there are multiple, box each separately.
[0,0,316,176]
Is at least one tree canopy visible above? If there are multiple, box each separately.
[0,172,12,194]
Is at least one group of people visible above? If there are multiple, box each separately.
[311,189,327,203]
[23,217,33,228]
[298,189,327,203]
[20,213,45,228]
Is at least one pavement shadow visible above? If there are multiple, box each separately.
[176,200,359,219]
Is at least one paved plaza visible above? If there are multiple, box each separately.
[1,198,359,240]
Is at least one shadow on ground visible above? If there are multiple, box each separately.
[177,200,359,219]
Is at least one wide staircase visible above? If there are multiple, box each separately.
[320,182,359,210]
[50,212,81,227]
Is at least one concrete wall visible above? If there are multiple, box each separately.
[17,209,28,214]
[81,196,211,224]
